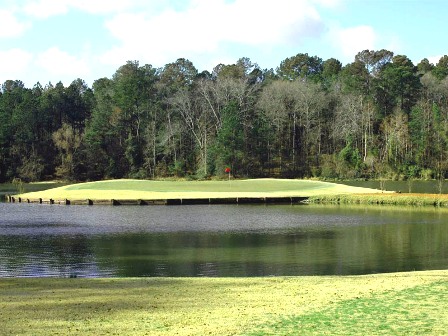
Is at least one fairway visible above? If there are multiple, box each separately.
[16,178,383,201]
[1,271,447,335]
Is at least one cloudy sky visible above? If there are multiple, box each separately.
[0,0,446,87]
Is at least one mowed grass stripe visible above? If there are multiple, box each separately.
[245,280,448,335]
[16,179,383,201]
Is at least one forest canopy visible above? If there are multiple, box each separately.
[1,51,448,183]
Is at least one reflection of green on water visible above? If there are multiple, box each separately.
[85,205,448,277]
[1,193,448,277]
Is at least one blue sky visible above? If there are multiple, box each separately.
[0,0,446,88]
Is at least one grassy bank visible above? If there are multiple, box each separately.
[309,193,448,207]
[1,271,447,335]
[0,181,67,201]
[14,179,383,201]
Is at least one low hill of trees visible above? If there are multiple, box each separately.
[1,51,447,183]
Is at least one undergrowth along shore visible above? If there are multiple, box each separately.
[308,193,448,207]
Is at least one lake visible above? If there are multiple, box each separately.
[0,202,447,277]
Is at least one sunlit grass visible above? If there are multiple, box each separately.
[1,271,447,335]
[16,178,383,201]
[309,193,448,207]
[245,278,448,335]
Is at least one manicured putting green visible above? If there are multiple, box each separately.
[17,178,383,201]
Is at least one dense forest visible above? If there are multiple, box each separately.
[1,50,448,183]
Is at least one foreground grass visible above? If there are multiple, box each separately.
[246,277,448,336]
[1,271,447,335]
[15,179,382,201]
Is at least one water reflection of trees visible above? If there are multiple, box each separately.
[1,214,447,277]
[91,222,448,277]
[0,235,110,277]
[335,221,448,274]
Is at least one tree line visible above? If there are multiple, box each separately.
[1,50,448,183]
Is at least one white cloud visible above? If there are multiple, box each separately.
[0,49,33,81]
[36,47,90,79]
[0,10,31,38]
[312,0,341,7]
[428,55,443,66]
[100,0,326,69]
[73,0,141,15]
[23,0,69,19]
[329,25,376,63]
[22,0,147,18]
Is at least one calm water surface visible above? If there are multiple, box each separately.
[0,202,447,277]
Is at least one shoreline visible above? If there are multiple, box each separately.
[5,195,309,205]
[7,192,448,207]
